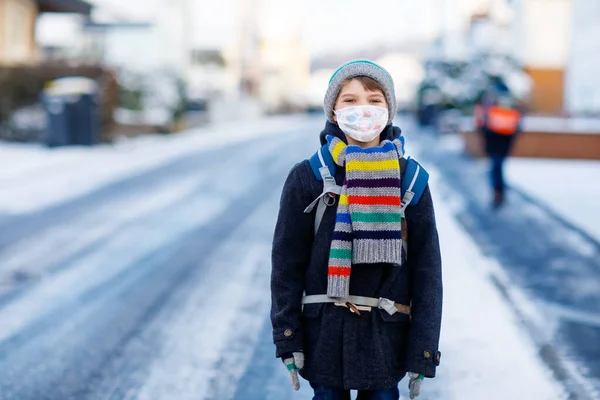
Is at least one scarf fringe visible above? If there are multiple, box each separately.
[352,239,403,265]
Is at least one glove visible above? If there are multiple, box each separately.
[408,372,424,399]
[281,351,304,391]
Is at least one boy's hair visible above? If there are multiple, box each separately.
[338,76,386,97]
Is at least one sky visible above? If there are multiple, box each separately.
[37,0,453,56]
[264,0,441,55]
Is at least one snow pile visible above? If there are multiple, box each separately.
[506,158,600,242]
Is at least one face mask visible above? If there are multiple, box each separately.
[334,105,389,142]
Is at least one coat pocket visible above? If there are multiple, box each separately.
[379,310,410,370]
[302,304,324,345]
[301,304,325,374]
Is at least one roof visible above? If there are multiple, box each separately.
[37,0,93,15]
[83,21,153,31]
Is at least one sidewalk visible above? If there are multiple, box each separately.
[422,172,566,399]
[404,120,600,399]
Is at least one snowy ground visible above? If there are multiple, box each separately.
[426,171,566,400]
[506,158,600,242]
[0,115,597,399]
[0,115,309,215]
[410,124,600,399]
[427,131,600,242]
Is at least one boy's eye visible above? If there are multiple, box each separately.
[371,99,382,103]
[344,99,355,103]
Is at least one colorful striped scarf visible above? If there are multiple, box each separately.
[326,135,404,298]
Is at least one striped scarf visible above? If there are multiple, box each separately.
[326,135,404,298]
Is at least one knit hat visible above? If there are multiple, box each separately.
[324,60,397,124]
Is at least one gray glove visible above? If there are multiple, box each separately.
[408,372,424,399]
[283,352,305,391]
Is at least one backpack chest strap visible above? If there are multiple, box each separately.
[302,294,411,316]
[304,147,342,233]
[303,165,342,213]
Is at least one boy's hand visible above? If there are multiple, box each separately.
[408,372,424,399]
[282,351,304,391]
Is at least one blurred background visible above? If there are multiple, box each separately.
[1,1,599,399]
[0,0,599,139]
[2,0,598,140]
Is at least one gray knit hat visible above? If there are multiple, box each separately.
[324,60,397,124]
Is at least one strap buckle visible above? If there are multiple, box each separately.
[378,297,398,315]
[323,193,336,206]
[334,301,367,316]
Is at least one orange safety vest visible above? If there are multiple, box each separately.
[484,106,521,135]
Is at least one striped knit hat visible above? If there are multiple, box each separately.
[324,60,397,124]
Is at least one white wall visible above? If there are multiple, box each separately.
[565,0,600,114]
[434,0,513,60]
[253,0,310,111]
[511,0,573,68]
[259,38,310,111]
[376,53,424,104]
[102,28,161,73]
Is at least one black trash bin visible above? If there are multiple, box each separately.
[43,77,98,147]
[43,94,69,147]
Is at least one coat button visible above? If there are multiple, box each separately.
[435,351,441,366]
[423,351,432,359]
[284,329,293,338]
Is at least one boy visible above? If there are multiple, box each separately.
[271,60,443,400]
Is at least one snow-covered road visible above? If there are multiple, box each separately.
[0,115,594,399]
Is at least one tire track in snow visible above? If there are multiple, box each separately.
[0,135,288,306]
[0,132,282,252]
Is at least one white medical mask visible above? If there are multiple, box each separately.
[334,105,389,142]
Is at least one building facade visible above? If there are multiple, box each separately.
[0,0,91,65]
[0,0,39,64]
[565,0,600,115]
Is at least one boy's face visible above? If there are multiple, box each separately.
[333,79,387,122]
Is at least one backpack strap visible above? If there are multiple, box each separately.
[400,157,429,256]
[304,147,429,236]
[309,144,336,182]
[304,145,342,234]
[400,157,429,215]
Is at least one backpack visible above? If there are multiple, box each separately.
[303,144,429,242]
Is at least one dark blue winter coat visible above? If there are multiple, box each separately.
[270,122,443,390]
